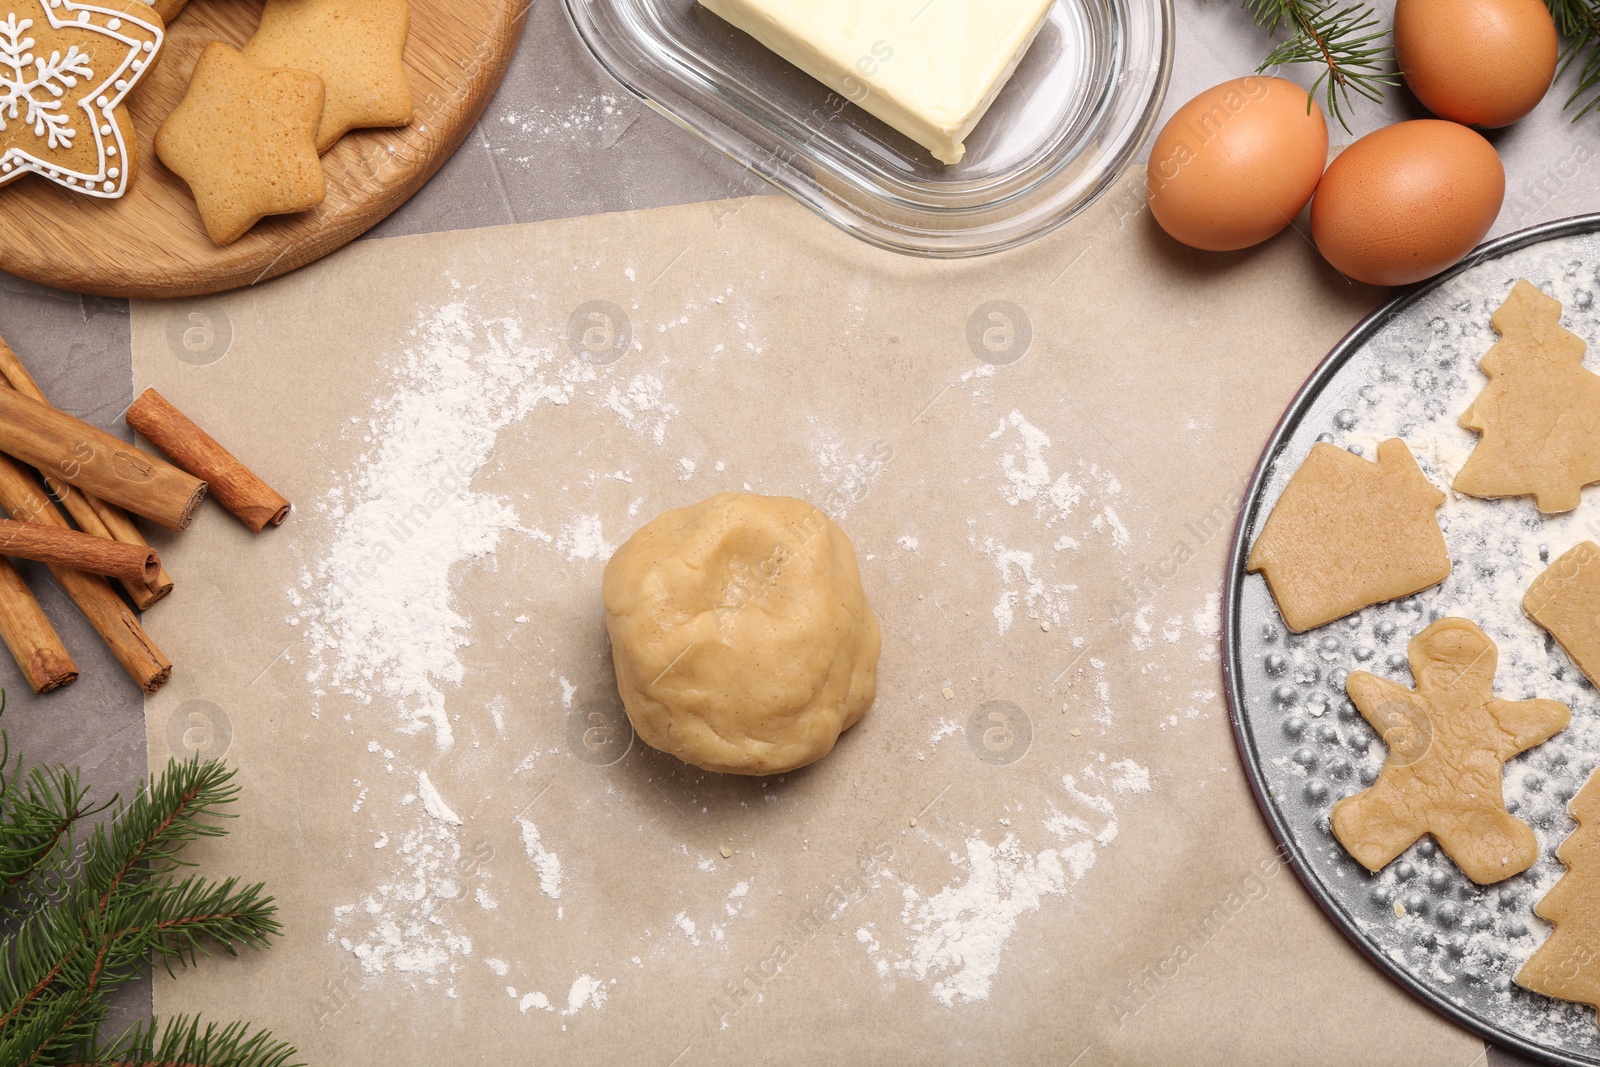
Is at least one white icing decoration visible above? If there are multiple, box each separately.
[0,13,93,150]
[0,0,164,199]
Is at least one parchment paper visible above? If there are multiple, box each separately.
[130,173,1486,1065]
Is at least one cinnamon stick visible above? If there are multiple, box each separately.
[0,389,206,531]
[0,517,159,583]
[0,341,175,608]
[60,492,172,610]
[0,454,171,693]
[125,388,290,533]
[0,555,77,694]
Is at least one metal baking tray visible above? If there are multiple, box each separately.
[1226,214,1600,1066]
[563,0,1171,257]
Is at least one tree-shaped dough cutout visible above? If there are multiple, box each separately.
[1518,767,1600,1022]
[1456,279,1600,514]
[1331,617,1569,884]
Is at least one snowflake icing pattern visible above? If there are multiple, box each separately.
[0,13,93,150]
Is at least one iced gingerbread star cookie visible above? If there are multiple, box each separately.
[242,0,412,153]
[154,41,325,245]
[0,0,163,198]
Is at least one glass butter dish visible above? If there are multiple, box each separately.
[563,0,1174,257]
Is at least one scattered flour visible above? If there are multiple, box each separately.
[416,772,463,826]
[294,302,584,749]
[896,835,1082,1007]
[563,975,608,1016]
[499,92,633,143]
[976,409,1133,633]
[558,513,615,562]
[884,761,1152,1006]
[520,820,564,901]
[604,374,678,445]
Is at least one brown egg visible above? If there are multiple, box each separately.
[1146,76,1328,252]
[1311,120,1504,287]
[1395,0,1557,128]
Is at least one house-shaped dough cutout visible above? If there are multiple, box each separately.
[1248,439,1451,633]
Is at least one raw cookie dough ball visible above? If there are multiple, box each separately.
[602,492,881,775]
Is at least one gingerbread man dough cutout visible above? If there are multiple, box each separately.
[1331,617,1569,884]
[1455,280,1600,514]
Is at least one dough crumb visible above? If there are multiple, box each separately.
[1071,728,1081,737]
[1040,621,1050,632]
[942,688,955,700]
[720,846,733,858]
[909,817,917,827]
[1394,900,1406,918]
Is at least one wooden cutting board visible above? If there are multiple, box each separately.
[0,0,524,298]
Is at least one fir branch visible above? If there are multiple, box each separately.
[1240,0,1399,130]
[1545,0,1600,118]
[71,1014,303,1067]
[81,758,240,911]
[128,876,280,976]
[0,761,105,920]
[0,714,296,1067]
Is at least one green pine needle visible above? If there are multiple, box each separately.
[71,1014,303,1067]
[1240,0,1399,130]
[0,696,297,1067]
[1546,0,1600,118]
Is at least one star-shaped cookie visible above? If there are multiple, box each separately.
[0,0,163,197]
[154,41,325,245]
[242,0,411,153]
[1330,617,1570,884]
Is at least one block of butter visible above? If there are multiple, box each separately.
[698,0,1055,165]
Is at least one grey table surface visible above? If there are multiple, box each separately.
[2,0,1598,1061]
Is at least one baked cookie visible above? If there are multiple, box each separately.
[1247,438,1451,632]
[1525,541,1600,688]
[1330,617,1569,884]
[154,41,325,245]
[1456,280,1600,513]
[1517,768,1600,1025]
[242,0,411,153]
[128,0,184,22]
[0,0,163,197]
